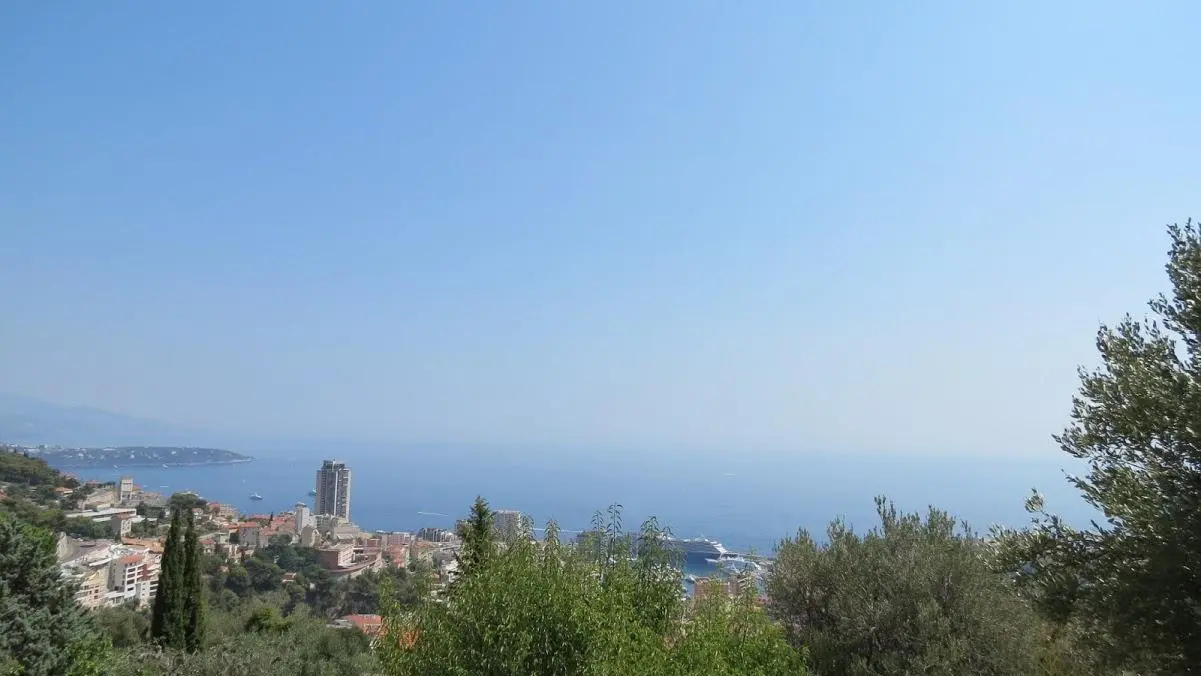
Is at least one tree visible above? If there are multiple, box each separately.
[243,556,283,593]
[994,221,1201,674]
[0,513,105,676]
[150,501,204,652]
[768,497,1045,676]
[379,499,805,676]
[453,495,494,582]
[244,606,289,634]
[167,493,205,512]
[95,605,150,648]
[150,507,186,648]
[223,563,252,598]
[182,512,205,652]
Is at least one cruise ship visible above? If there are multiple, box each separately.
[661,537,728,560]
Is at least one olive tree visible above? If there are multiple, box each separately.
[993,221,1201,674]
[768,497,1046,675]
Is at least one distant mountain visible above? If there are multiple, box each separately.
[0,393,220,448]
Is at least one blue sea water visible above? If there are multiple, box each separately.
[64,446,1093,561]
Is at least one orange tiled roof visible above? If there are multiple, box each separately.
[341,614,384,635]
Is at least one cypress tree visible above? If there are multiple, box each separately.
[150,502,187,649]
[453,496,494,583]
[182,509,205,652]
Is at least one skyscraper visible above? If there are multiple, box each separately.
[314,460,351,521]
[492,509,527,540]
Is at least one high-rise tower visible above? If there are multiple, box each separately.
[314,460,352,521]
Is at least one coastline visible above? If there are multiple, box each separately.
[51,458,256,470]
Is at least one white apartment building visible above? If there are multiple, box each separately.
[295,502,314,535]
[113,553,144,601]
[107,548,160,607]
[315,460,352,520]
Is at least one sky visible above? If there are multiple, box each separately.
[2,2,1199,456]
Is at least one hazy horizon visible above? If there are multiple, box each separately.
[0,389,1090,470]
[4,3,1200,457]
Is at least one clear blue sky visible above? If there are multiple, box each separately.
[2,2,1198,455]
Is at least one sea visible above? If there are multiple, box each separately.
[65,446,1094,577]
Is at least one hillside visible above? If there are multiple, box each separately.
[0,393,214,447]
[26,445,253,468]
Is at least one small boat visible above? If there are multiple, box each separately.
[685,575,697,584]
[307,489,317,497]
[249,493,263,501]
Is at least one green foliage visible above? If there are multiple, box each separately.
[135,503,164,520]
[339,567,413,615]
[0,513,105,676]
[0,451,112,542]
[0,504,110,542]
[105,615,379,676]
[150,507,186,648]
[0,448,66,488]
[222,563,251,597]
[182,514,205,653]
[768,497,1046,676]
[992,220,1201,674]
[167,493,206,512]
[95,605,150,648]
[150,500,203,652]
[379,500,805,676]
[257,537,319,575]
[58,517,114,541]
[453,495,494,581]
[241,556,283,594]
[126,519,157,538]
[243,606,289,634]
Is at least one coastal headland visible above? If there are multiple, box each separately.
[19,445,254,469]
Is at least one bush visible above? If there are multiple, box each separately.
[379,501,805,676]
[105,617,378,676]
[767,497,1045,676]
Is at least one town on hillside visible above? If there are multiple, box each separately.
[3,447,763,645]
[61,467,458,635]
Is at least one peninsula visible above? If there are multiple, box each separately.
[22,445,253,469]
